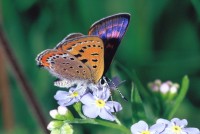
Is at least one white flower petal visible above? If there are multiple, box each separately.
[183,128,200,134]
[82,105,99,118]
[150,123,165,133]
[58,106,67,115]
[156,118,170,125]
[131,121,149,133]
[106,101,122,112]
[54,90,69,100]
[160,83,170,94]
[49,109,58,118]
[99,108,115,121]
[57,98,77,106]
[80,93,95,105]
[175,119,188,127]
[93,87,110,101]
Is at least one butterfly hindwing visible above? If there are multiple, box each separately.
[36,49,92,81]
[88,13,130,74]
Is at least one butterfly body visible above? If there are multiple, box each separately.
[36,13,130,88]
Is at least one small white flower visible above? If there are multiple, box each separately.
[157,118,200,134]
[131,120,165,134]
[148,80,180,95]
[47,121,63,131]
[80,88,122,121]
[49,109,58,119]
[58,106,68,115]
[54,87,85,106]
[160,83,170,94]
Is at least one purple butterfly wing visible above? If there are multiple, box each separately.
[88,13,130,74]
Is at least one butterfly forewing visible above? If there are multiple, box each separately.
[36,49,92,81]
[88,13,130,74]
[55,36,104,83]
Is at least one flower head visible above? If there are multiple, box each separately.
[131,120,165,134]
[157,118,200,134]
[80,87,122,121]
[148,80,179,94]
[54,86,86,106]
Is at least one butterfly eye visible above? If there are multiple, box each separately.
[100,78,105,85]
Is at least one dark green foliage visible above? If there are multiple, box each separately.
[1,0,200,133]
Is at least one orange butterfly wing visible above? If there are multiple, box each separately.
[55,36,104,83]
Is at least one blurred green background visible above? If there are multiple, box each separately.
[0,0,200,133]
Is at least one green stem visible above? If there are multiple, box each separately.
[115,116,122,125]
[65,118,131,134]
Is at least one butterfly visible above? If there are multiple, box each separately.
[36,13,130,88]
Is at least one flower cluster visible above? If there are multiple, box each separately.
[54,77,123,121]
[131,118,200,134]
[148,79,180,94]
[47,106,74,134]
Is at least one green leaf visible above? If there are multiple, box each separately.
[131,82,146,122]
[73,102,86,119]
[114,61,157,122]
[164,75,189,118]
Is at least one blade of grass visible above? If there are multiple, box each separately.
[164,75,189,118]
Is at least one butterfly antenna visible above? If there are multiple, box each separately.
[116,88,128,101]
[105,76,128,101]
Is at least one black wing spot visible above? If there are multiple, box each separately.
[82,46,87,49]
[76,70,80,73]
[51,62,55,64]
[78,65,83,68]
[93,65,97,68]
[63,57,67,59]
[80,59,88,63]
[87,45,91,47]
[69,66,74,69]
[67,47,72,50]
[79,49,84,53]
[72,44,76,46]
[92,59,98,62]
[63,68,67,71]
[91,53,99,56]
[83,70,86,73]
[74,54,82,58]
[70,57,75,60]
[98,45,101,47]
[93,44,96,47]
[56,56,59,58]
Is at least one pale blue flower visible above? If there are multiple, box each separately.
[54,87,86,106]
[80,88,122,121]
[131,120,165,134]
[157,118,200,134]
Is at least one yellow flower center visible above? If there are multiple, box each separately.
[71,92,79,97]
[172,125,182,134]
[141,130,150,134]
[95,99,105,108]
